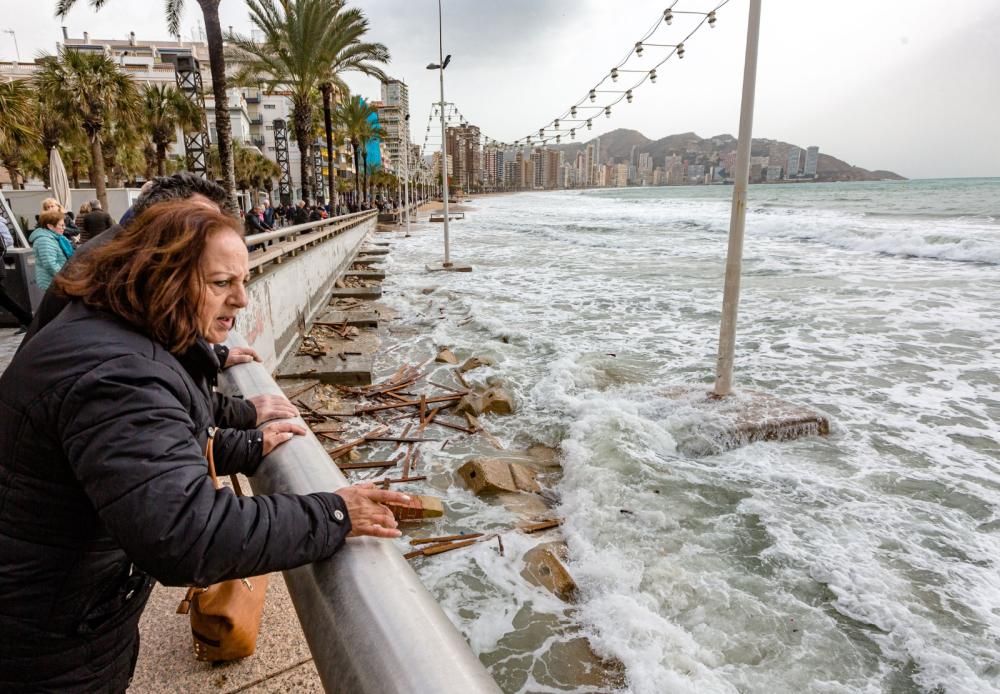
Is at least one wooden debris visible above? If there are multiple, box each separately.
[409,533,484,546]
[386,494,444,521]
[520,519,563,534]
[285,381,321,400]
[337,461,396,471]
[378,475,427,487]
[324,424,389,460]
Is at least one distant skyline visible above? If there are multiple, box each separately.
[2,0,998,179]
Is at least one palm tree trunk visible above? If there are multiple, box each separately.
[321,84,337,208]
[90,133,109,210]
[199,0,237,212]
[352,144,360,206]
[157,142,167,176]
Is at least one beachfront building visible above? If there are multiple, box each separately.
[445,124,482,192]
[786,147,803,178]
[765,165,784,181]
[804,146,820,177]
[0,30,328,199]
[613,163,630,187]
[377,79,410,177]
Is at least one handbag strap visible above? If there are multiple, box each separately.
[204,427,245,497]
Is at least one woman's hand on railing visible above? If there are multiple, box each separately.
[261,420,308,455]
[337,482,409,538]
[250,393,300,425]
[224,345,261,367]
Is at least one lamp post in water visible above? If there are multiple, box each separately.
[714,0,762,396]
[403,112,412,235]
[425,0,471,272]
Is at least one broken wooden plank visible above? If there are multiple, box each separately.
[521,519,563,534]
[409,533,484,546]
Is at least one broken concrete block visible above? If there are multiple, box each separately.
[459,356,493,373]
[527,444,560,468]
[386,494,444,522]
[419,286,438,295]
[435,348,458,364]
[521,542,578,602]
[458,458,540,495]
[481,387,515,415]
[454,394,484,417]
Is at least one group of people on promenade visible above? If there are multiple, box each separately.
[0,173,411,692]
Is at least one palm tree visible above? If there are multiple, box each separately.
[143,84,203,175]
[228,0,387,204]
[315,3,390,206]
[0,80,38,190]
[34,48,139,209]
[56,0,239,208]
[333,95,380,206]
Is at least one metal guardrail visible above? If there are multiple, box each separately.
[222,336,502,694]
[245,210,377,273]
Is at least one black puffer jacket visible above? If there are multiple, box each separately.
[0,302,351,692]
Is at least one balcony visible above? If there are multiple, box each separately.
[250,115,264,125]
[251,136,266,148]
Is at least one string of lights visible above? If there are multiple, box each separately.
[418,0,731,156]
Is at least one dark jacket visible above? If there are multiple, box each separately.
[0,302,351,692]
[292,206,309,226]
[80,209,114,243]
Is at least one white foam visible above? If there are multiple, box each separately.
[377,181,1000,692]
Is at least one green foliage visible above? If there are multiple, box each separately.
[227,0,389,202]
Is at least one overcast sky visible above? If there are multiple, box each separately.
[3,0,997,179]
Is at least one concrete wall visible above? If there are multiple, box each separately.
[237,219,373,372]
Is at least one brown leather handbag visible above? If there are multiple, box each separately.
[176,428,269,662]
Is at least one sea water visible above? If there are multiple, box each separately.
[375,178,1000,693]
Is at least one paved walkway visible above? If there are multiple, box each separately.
[0,327,22,374]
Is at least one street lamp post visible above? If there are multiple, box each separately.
[425,0,470,272]
[713,0,762,396]
[403,112,412,235]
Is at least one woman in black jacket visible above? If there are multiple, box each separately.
[0,201,407,692]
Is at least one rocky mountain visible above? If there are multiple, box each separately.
[549,128,905,181]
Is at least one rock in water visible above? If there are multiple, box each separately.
[435,348,458,364]
[521,542,578,602]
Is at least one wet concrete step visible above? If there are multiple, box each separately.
[344,270,385,280]
[329,286,382,299]
[276,352,373,386]
[315,310,379,327]
[353,255,385,265]
[359,247,389,255]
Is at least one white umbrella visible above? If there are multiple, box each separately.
[49,146,72,213]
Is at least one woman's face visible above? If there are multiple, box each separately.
[47,219,66,234]
[197,229,250,344]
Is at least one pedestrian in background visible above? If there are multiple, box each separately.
[28,209,73,291]
[80,199,113,243]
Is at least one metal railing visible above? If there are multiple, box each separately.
[221,339,502,694]
[245,210,377,273]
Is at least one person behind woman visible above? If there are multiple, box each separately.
[40,197,79,242]
[28,209,73,291]
[0,200,408,691]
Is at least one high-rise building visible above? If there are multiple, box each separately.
[786,147,802,178]
[804,146,820,177]
[379,79,410,177]
[614,163,630,187]
[445,124,482,192]
[545,149,561,189]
